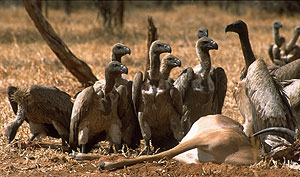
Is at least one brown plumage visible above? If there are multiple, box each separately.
[160,54,181,83]
[69,61,128,153]
[283,79,300,123]
[109,43,142,150]
[226,20,298,151]
[174,37,227,134]
[5,85,73,145]
[132,41,184,153]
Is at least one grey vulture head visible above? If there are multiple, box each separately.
[111,43,131,62]
[197,27,209,39]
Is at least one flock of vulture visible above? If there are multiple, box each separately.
[4,20,300,169]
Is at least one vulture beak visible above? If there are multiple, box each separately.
[164,45,172,53]
[225,24,234,33]
[125,47,131,55]
[175,58,181,67]
[210,41,218,50]
[120,64,128,74]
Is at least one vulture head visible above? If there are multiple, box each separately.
[196,36,218,53]
[225,20,248,36]
[150,40,172,54]
[273,21,283,30]
[295,26,300,34]
[161,54,182,68]
[111,43,131,62]
[106,61,128,77]
[104,61,128,95]
[197,27,209,39]
[5,121,21,143]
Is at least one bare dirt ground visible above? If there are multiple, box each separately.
[0,2,300,176]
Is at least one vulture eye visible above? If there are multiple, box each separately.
[117,46,122,49]
[157,44,162,47]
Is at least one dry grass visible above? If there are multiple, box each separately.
[0,3,300,176]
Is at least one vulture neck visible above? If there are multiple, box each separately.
[104,72,116,96]
[237,30,256,79]
[273,27,281,46]
[111,53,122,63]
[197,48,211,80]
[111,54,124,85]
[160,63,172,80]
[286,30,300,54]
[149,51,161,84]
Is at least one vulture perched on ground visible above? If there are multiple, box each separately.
[69,61,128,153]
[226,20,298,151]
[108,43,142,150]
[174,36,227,134]
[5,85,73,145]
[268,21,286,65]
[132,41,184,153]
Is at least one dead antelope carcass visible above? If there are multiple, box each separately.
[98,114,260,170]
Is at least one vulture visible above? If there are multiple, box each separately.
[132,41,184,153]
[174,37,227,134]
[5,85,73,145]
[268,21,286,65]
[69,61,128,153]
[109,43,142,150]
[226,20,298,151]
[281,26,300,63]
[197,27,208,39]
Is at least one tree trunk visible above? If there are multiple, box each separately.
[145,16,158,74]
[23,0,98,86]
[114,0,124,28]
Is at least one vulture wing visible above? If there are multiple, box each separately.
[211,67,227,114]
[29,85,72,128]
[271,59,300,81]
[7,86,19,115]
[132,71,143,116]
[245,59,297,142]
[69,86,96,149]
[174,67,194,101]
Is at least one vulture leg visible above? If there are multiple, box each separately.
[29,133,38,141]
[138,112,152,154]
[108,119,122,153]
[51,120,69,146]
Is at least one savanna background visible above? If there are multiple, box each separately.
[0,1,300,176]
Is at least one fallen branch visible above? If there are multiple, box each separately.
[23,0,98,86]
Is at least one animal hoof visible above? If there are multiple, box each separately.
[99,162,106,170]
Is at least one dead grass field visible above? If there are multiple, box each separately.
[0,3,300,176]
